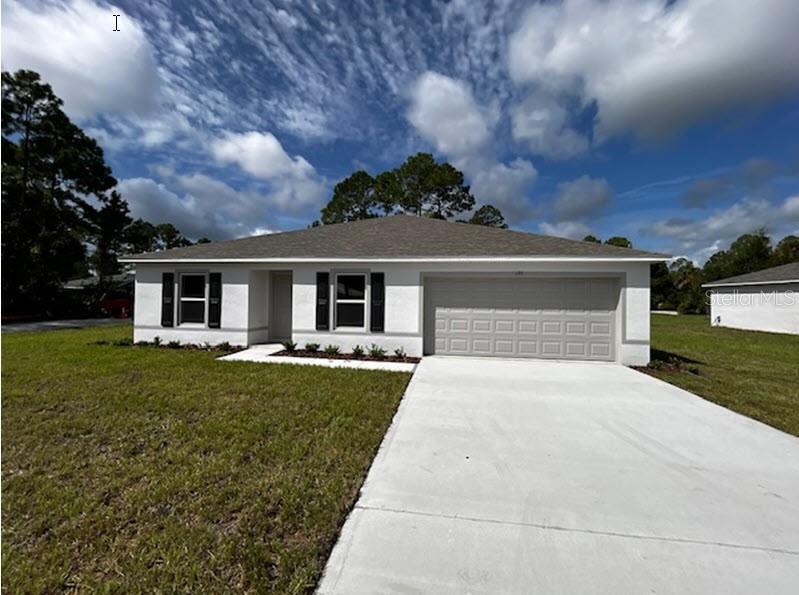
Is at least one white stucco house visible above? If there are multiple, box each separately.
[120,216,668,365]
[703,262,799,335]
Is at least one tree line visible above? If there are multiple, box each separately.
[650,231,799,313]
[2,70,203,316]
[586,230,799,313]
[317,152,508,228]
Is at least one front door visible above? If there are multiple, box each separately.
[270,272,293,341]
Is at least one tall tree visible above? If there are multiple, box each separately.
[2,69,116,313]
[394,153,475,218]
[320,170,380,224]
[650,262,676,310]
[319,152,484,224]
[773,235,799,265]
[703,230,772,281]
[583,235,601,243]
[465,205,508,228]
[88,191,131,282]
[604,236,632,248]
[670,257,707,314]
[123,220,192,253]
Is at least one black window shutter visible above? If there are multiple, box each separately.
[161,272,174,327]
[316,272,330,330]
[208,273,222,328]
[370,272,385,332]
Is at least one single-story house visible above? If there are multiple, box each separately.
[702,261,799,335]
[120,215,668,365]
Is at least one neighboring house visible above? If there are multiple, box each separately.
[703,262,799,335]
[119,215,668,365]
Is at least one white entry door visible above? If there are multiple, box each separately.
[270,272,293,341]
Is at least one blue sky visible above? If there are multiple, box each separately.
[3,0,799,261]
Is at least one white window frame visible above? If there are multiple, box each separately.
[334,272,367,330]
[178,272,208,326]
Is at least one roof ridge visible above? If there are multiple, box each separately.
[121,214,670,261]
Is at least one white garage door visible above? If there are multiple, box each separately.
[424,277,617,361]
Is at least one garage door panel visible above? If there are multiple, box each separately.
[566,321,587,335]
[495,319,515,333]
[427,277,617,361]
[541,341,563,356]
[494,340,515,355]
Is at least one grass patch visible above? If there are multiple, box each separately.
[2,325,409,593]
[647,314,799,436]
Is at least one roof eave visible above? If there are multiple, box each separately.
[120,255,668,264]
[702,279,799,288]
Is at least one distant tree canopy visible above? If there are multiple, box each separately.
[2,69,195,316]
[320,152,506,227]
[462,205,508,228]
[650,229,799,314]
[604,236,633,249]
[582,230,799,315]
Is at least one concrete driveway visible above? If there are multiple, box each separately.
[319,357,799,594]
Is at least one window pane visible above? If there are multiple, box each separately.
[337,275,365,299]
[181,274,205,298]
[180,300,205,323]
[337,302,364,327]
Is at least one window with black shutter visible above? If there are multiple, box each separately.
[316,272,330,330]
[208,273,222,328]
[370,272,385,332]
[161,272,174,327]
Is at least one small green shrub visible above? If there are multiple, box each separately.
[369,344,387,359]
[393,347,406,359]
[305,342,320,353]
[324,344,340,355]
[135,341,150,347]
[166,340,181,349]
[217,341,233,352]
[113,338,133,347]
[152,336,162,346]
[282,340,297,352]
[352,345,365,357]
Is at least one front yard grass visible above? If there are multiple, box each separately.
[1,325,409,593]
[648,314,799,437]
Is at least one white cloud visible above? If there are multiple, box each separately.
[407,71,491,157]
[209,131,327,213]
[118,164,327,240]
[511,93,588,159]
[782,195,799,219]
[552,176,613,222]
[508,0,799,141]
[538,220,593,240]
[468,158,538,221]
[645,195,799,261]
[2,0,161,119]
[211,131,315,180]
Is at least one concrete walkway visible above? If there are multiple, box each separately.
[319,357,799,594]
[1,318,131,333]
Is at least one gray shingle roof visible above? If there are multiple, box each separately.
[121,215,668,261]
[703,262,799,287]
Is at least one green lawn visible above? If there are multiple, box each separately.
[2,325,409,593]
[648,314,799,437]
